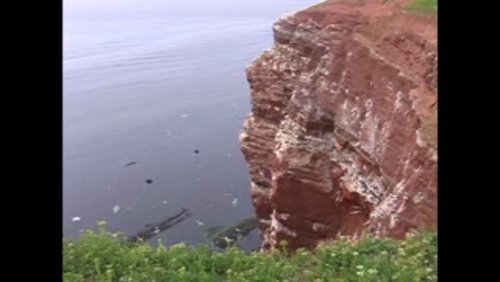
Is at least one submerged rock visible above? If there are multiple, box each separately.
[207,217,257,249]
[129,208,191,242]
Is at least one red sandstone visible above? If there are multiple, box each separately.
[240,0,437,250]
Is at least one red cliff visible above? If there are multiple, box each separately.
[240,0,437,250]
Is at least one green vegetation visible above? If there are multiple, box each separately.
[64,223,437,282]
[407,0,437,13]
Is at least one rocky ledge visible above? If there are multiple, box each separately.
[240,0,437,250]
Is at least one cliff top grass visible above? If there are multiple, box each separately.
[306,0,437,12]
[64,224,437,282]
[407,0,437,12]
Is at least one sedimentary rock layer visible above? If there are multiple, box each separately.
[240,0,437,250]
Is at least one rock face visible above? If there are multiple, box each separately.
[239,0,437,250]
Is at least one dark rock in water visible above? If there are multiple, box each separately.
[145,179,153,184]
[209,217,257,249]
[204,226,225,239]
[194,149,200,154]
[125,161,137,167]
[128,208,191,243]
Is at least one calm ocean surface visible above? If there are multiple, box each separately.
[63,0,318,250]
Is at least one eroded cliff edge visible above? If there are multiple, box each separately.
[239,0,437,250]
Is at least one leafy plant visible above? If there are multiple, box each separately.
[64,225,437,282]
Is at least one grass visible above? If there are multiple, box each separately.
[407,0,437,13]
[64,223,437,282]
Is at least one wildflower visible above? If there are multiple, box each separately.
[426,267,433,273]
[356,265,364,270]
[356,271,365,277]
[367,269,378,275]
[353,251,359,256]
[171,243,186,250]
